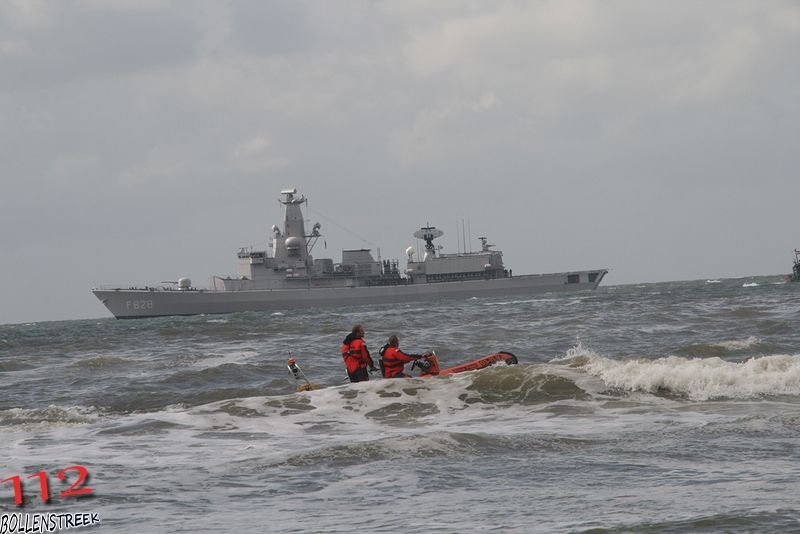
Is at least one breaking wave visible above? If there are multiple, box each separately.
[556,346,800,400]
[708,336,762,350]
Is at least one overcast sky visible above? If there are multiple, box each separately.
[1,0,799,324]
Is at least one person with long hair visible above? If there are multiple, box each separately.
[341,324,375,383]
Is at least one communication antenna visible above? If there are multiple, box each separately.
[467,218,472,253]
[456,218,460,254]
[308,207,378,249]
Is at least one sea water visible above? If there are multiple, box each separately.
[2,277,800,533]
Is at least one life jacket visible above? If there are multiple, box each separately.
[379,345,416,378]
[341,335,369,374]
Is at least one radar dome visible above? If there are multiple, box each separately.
[285,236,302,250]
[413,227,444,240]
[178,277,191,289]
[405,246,414,258]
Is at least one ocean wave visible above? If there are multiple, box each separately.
[728,306,763,318]
[277,431,470,467]
[192,362,592,432]
[617,510,800,533]
[675,336,763,357]
[170,349,260,370]
[71,355,136,368]
[561,351,800,401]
[95,418,187,436]
[267,430,599,470]
[97,384,269,414]
[0,359,36,372]
[709,336,762,350]
[0,405,100,429]
[464,365,588,405]
[482,297,557,306]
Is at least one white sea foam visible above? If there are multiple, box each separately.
[184,348,260,369]
[482,297,557,306]
[709,336,761,350]
[107,375,525,471]
[0,405,101,430]
[637,324,688,334]
[742,282,759,287]
[576,353,800,400]
[555,341,603,362]
[705,279,721,284]
[1,363,728,506]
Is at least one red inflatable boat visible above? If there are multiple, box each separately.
[287,351,517,391]
[411,351,517,376]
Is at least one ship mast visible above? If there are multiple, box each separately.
[272,189,312,269]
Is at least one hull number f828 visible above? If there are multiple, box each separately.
[126,300,153,310]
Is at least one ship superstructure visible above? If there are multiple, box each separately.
[788,249,800,283]
[92,188,608,318]
[213,189,400,291]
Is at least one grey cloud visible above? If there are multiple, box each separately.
[1,0,799,323]
[0,1,199,91]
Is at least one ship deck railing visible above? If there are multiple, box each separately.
[92,285,201,292]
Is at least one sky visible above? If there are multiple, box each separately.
[1,0,799,324]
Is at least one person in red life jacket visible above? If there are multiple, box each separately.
[379,335,424,378]
[341,324,375,383]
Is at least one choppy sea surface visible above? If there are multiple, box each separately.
[3,277,800,533]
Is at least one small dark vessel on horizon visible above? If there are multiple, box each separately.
[788,249,800,283]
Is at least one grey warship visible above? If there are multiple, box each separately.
[788,249,800,283]
[93,188,609,319]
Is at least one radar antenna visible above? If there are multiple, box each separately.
[413,225,444,257]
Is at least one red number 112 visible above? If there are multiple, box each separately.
[2,466,93,506]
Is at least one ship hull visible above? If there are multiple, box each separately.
[93,269,607,319]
